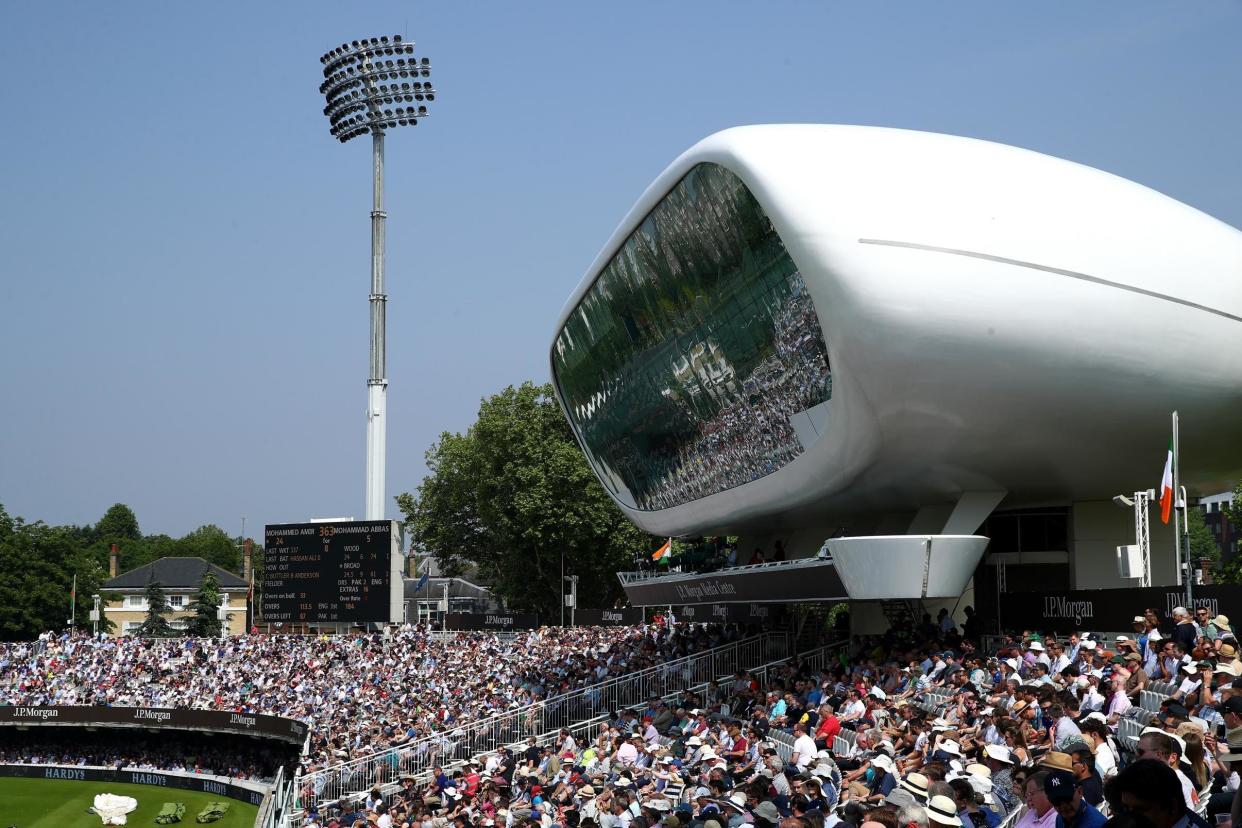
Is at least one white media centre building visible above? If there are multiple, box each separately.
[549,125,1242,612]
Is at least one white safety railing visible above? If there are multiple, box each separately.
[291,632,790,818]
[293,636,846,828]
[257,766,287,828]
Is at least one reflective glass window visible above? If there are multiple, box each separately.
[552,162,832,510]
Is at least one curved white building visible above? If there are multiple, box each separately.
[549,125,1242,599]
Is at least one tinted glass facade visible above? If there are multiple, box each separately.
[553,163,832,511]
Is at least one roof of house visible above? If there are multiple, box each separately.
[104,557,248,590]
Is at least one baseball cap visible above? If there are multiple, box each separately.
[1043,770,1078,803]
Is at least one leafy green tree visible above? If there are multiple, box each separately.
[0,504,109,640]
[97,503,141,543]
[1226,482,1242,542]
[138,578,177,638]
[177,525,241,573]
[89,503,154,574]
[1187,505,1219,571]
[397,382,655,620]
[184,568,222,638]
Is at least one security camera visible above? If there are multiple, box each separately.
[1113,495,1134,508]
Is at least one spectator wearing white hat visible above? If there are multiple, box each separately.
[1142,629,1163,675]
[983,745,1019,814]
[1027,640,1051,670]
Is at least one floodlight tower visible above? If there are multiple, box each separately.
[317,36,435,520]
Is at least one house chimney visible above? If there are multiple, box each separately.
[109,544,119,578]
[243,539,253,584]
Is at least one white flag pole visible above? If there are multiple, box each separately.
[1172,411,1185,590]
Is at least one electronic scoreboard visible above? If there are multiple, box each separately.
[261,519,402,624]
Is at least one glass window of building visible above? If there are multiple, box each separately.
[553,162,832,511]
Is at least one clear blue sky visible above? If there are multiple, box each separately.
[2,1,1240,538]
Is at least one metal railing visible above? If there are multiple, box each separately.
[291,632,789,816]
[291,635,844,827]
[617,557,828,585]
[257,766,287,828]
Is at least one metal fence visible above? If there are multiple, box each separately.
[257,766,289,828]
[290,632,790,818]
[287,636,846,828]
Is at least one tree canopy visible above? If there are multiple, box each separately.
[0,502,258,641]
[397,381,655,620]
[0,505,108,641]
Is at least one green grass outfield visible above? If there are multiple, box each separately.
[0,778,259,828]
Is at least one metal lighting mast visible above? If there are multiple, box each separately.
[317,36,435,520]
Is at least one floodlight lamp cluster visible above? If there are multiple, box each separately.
[318,35,435,143]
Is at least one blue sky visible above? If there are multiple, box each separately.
[1,1,1239,537]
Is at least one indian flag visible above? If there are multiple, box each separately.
[1159,438,1174,524]
[652,538,672,564]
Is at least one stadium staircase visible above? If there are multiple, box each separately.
[879,599,923,631]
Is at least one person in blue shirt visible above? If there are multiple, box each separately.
[1043,770,1106,828]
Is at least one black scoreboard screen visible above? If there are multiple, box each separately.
[261,520,400,624]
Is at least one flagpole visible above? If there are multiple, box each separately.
[1172,411,1185,589]
[69,573,76,628]
[1174,410,1194,608]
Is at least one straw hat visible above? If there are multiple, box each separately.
[1039,752,1073,772]
[900,772,930,798]
[925,795,961,826]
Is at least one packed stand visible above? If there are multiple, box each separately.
[0,624,744,773]
[0,728,290,782]
[303,604,1242,828]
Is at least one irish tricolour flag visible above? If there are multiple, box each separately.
[652,538,672,564]
[1159,438,1174,524]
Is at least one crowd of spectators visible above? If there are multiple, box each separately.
[300,604,1242,828]
[0,623,744,772]
[0,729,290,781]
[636,272,832,512]
[5,600,1242,828]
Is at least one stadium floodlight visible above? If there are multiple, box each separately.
[317,35,436,520]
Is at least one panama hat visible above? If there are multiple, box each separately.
[926,795,960,826]
[900,772,929,798]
